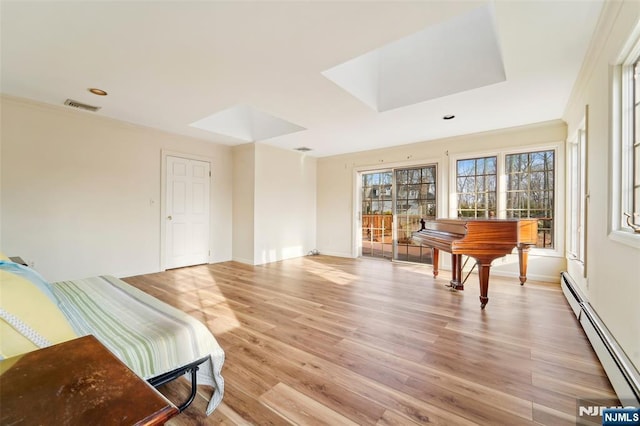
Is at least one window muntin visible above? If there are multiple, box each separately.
[456,156,497,218]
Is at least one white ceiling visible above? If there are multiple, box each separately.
[0,1,603,157]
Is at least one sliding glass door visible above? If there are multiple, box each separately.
[394,166,437,263]
[359,165,437,264]
[361,171,393,259]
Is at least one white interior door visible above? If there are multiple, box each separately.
[165,156,210,269]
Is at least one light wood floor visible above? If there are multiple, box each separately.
[123,255,617,425]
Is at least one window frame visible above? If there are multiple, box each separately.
[567,117,587,272]
[450,143,563,257]
[610,24,640,248]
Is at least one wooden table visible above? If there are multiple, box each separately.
[0,335,178,425]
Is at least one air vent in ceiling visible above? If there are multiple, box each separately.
[295,147,312,152]
[64,99,101,112]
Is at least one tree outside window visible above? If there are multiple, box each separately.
[456,156,497,218]
[505,150,555,248]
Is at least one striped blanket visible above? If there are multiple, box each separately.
[52,275,225,415]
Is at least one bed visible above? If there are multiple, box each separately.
[0,255,225,415]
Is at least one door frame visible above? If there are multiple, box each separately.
[352,156,446,259]
[160,150,213,271]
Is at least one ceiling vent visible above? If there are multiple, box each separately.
[295,147,312,152]
[64,99,101,112]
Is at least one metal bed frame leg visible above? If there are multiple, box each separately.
[147,355,209,413]
[177,365,199,412]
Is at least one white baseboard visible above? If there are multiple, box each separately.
[314,250,355,259]
[561,272,640,406]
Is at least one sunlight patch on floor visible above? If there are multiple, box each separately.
[303,259,358,285]
[196,270,241,335]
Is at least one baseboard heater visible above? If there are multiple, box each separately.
[561,272,640,406]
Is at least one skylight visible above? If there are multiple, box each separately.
[322,4,506,112]
[190,105,306,142]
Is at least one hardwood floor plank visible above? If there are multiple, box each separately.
[402,373,533,421]
[531,385,583,419]
[216,384,291,425]
[228,336,386,425]
[259,382,359,426]
[531,347,607,376]
[122,256,618,425]
[293,313,359,336]
[375,409,424,426]
[532,358,617,391]
[212,319,474,425]
[532,402,579,426]
[401,377,536,425]
[222,349,281,398]
[337,334,537,420]
[531,372,618,399]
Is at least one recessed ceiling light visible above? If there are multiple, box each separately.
[88,88,108,96]
[443,114,455,120]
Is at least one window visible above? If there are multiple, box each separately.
[456,156,497,218]
[454,148,557,250]
[568,124,586,263]
[632,60,640,226]
[505,150,555,248]
[613,29,640,243]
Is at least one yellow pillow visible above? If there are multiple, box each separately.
[0,270,78,358]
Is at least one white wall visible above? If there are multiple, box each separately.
[1,96,317,279]
[0,95,233,281]
[563,0,640,370]
[317,120,567,282]
[231,144,255,264]
[0,98,3,246]
[254,144,316,265]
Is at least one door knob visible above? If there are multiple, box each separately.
[167,215,172,220]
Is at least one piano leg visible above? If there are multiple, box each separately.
[517,244,531,285]
[431,248,439,278]
[478,263,491,309]
[448,254,464,290]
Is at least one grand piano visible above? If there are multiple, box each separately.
[412,218,538,309]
